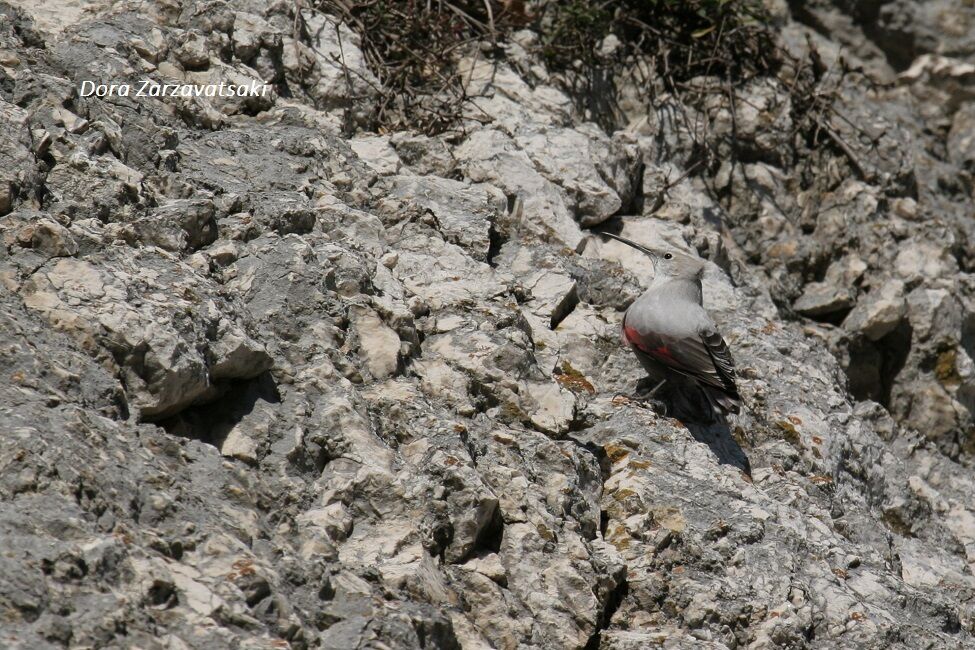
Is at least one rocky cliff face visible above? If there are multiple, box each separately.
[2,1,975,648]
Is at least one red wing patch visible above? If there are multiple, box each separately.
[623,325,640,345]
[648,345,676,363]
[623,325,649,352]
[624,325,676,363]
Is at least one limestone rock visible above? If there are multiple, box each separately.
[1,2,975,648]
[514,124,639,227]
[843,280,907,340]
[349,305,401,380]
[388,175,505,261]
[948,102,975,169]
[793,281,855,318]
[455,129,584,249]
[350,135,402,176]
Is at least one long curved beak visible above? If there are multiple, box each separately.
[593,231,657,261]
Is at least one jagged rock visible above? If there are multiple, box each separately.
[43,151,146,221]
[173,31,209,69]
[524,380,576,435]
[949,102,975,170]
[389,228,511,309]
[514,124,639,226]
[0,96,36,217]
[133,198,217,252]
[880,3,975,70]
[231,11,274,63]
[455,128,584,249]
[19,253,270,418]
[388,175,504,261]
[793,281,855,318]
[350,134,402,176]
[500,244,582,328]
[843,279,907,340]
[349,305,400,380]
[281,11,379,126]
[710,77,794,164]
[412,357,475,415]
[2,212,78,259]
[896,239,958,282]
[907,286,959,341]
[390,132,457,176]
[459,55,573,132]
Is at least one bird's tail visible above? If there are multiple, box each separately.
[703,386,741,417]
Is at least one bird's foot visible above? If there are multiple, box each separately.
[635,377,667,398]
[640,398,669,416]
[612,392,669,416]
[611,394,631,406]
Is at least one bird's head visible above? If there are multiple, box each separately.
[596,231,705,282]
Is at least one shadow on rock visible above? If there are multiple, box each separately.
[158,371,281,451]
[653,382,752,475]
[683,421,751,476]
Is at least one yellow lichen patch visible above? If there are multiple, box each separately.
[766,240,798,260]
[652,506,685,533]
[776,420,800,446]
[605,444,630,463]
[492,432,517,446]
[536,523,556,541]
[732,426,749,446]
[553,361,596,395]
[809,475,833,485]
[608,525,631,551]
[227,558,256,580]
[936,348,961,386]
[628,459,651,470]
[612,488,637,501]
[499,402,529,422]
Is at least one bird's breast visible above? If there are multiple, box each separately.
[625,284,710,338]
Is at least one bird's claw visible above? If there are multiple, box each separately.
[641,399,669,416]
[612,392,669,416]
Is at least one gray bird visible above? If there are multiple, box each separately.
[599,232,741,417]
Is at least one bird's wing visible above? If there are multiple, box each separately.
[624,322,738,396]
[700,327,739,395]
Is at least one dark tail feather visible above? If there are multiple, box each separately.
[703,385,741,416]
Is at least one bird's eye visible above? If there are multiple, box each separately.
[664,253,673,260]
